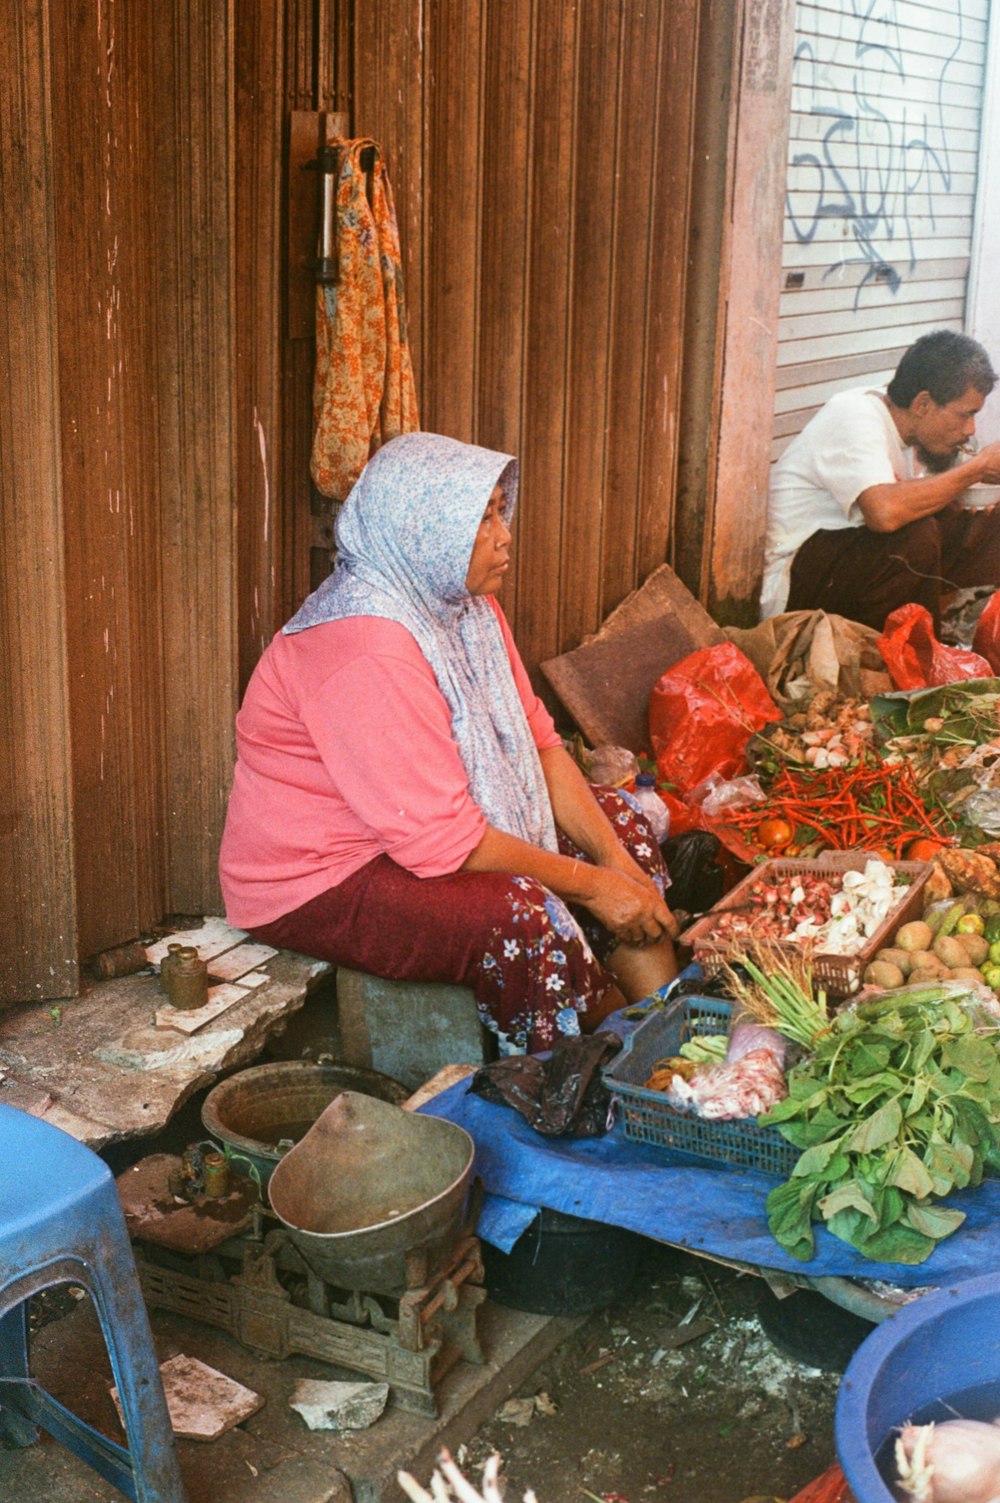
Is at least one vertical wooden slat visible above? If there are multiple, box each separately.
[49,0,159,960]
[285,0,317,109]
[707,0,797,622]
[117,7,169,933]
[0,0,77,1001]
[236,0,285,688]
[475,0,533,627]
[152,1,236,913]
[283,108,327,618]
[600,0,666,617]
[514,0,577,676]
[353,0,425,420]
[326,0,353,112]
[422,0,484,440]
[635,0,701,587]
[673,0,739,600]
[557,0,622,655]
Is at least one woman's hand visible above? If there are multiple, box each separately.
[596,843,679,938]
[581,864,678,947]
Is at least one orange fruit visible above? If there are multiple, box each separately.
[904,837,947,861]
[757,816,793,851]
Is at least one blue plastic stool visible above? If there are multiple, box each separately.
[0,1103,186,1501]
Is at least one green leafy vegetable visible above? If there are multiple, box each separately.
[760,986,1000,1265]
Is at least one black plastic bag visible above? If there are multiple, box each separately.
[661,830,724,916]
[468,1031,623,1137]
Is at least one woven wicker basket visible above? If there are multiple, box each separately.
[679,854,933,996]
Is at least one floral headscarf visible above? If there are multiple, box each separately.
[284,432,558,852]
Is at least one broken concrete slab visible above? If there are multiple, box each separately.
[289,1379,390,1432]
[0,941,334,1149]
[117,1153,258,1253]
[112,1353,264,1441]
[207,942,280,982]
[540,563,725,752]
[145,917,257,967]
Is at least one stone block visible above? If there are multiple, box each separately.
[336,969,496,1090]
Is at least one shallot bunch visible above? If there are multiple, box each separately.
[666,1014,789,1119]
[896,1418,1000,1503]
[665,1046,787,1119]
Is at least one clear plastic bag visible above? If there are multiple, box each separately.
[694,773,766,818]
[585,745,639,788]
[963,790,1000,838]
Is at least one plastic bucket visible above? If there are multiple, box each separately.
[481,1208,643,1315]
[835,1271,1000,1502]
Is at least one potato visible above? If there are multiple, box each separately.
[875,946,913,977]
[951,967,988,986]
[908,949,941,972]
[864,960,904,989]
[956,933,990,967]
[909,966,948,984]
[895,920,934,952]
[934,935,970,970]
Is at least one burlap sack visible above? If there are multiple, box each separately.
[725,610,891,714]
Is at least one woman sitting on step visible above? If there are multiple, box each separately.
[219,432,677,1054]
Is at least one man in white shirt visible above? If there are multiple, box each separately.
[761,330,1000,630]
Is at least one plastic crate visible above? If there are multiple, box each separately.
[680,854,933,997]
[603,996,801,1176]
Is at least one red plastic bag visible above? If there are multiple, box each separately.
[877,603,992,690]
[972,589,1000,674]
[657,788,704,837]
[648,643,779,796]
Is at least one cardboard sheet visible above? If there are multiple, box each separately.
[540,564,725,752]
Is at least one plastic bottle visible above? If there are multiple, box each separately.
[630,773,671,843]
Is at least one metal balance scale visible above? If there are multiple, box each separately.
[118,1090,486,1416]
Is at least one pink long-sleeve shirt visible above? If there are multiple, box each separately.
[218,601,561,929]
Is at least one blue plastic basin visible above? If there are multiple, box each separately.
[835,1271,1000,1502]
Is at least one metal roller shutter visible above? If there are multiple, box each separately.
[773,0,990,463]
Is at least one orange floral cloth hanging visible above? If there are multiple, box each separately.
[310,139,419,500]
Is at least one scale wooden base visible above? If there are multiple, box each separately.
[119,1153,487,1416]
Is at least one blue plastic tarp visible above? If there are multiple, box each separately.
[420,1026,1000,1287]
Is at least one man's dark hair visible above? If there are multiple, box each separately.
[887,329,997,408]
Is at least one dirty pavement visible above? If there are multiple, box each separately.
[13,1227,846,1503]
[459,1245,845,1503]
